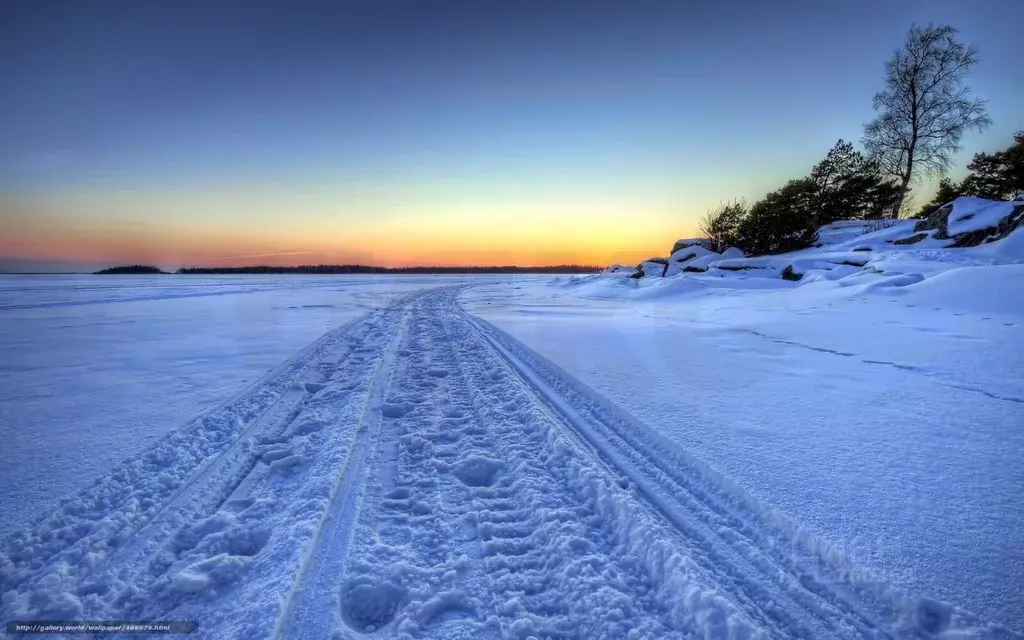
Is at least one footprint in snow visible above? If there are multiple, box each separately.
[452,456,503,487]
[340,579,408,633]
[380,403,412,418]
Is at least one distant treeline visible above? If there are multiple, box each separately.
[95,265,166,274]
[175,264,599,274]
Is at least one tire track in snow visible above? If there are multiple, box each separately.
[322,288,923,639]
[96,310,397,623]
[464,315,873,638]
[137,290,427,639]
[455,291,1010,640]
[271,291,415,640]
[0,293,419,634]
[331,290,495,638]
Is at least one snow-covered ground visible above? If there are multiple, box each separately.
[464,272,1023,633]
[0,275,458,538]
[461,204,1024,633]
[1,212,1022,639]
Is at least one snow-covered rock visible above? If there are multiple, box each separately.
[816,220,878,246]
[945,197,1018,236]
[670,238,715,254]
[600,198,1024,291]
[907,196,1024,247]
[669,245,718,263]
[640,259,668,278]
[672,253,721,273]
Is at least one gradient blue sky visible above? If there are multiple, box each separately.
[1,0,1021,269]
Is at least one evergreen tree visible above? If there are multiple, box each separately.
[736,179,819,256]
[809,139,901,223]
[960,131,1024,200]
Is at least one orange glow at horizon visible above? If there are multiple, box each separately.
[0,229,667,269]
[1,187,701,269]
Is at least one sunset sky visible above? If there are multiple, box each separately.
[1,0,1022,271]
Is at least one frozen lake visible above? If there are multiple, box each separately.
[1,271,1020,636]
[0,274,485,537]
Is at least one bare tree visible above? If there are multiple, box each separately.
[863,24,991,218]
[697,200,746,252]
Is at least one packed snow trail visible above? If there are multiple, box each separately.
[0,287,1013,639]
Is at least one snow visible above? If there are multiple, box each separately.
[641,260,667,277]
[462,233,1024,632]
[816,220,881,245]
[669,244,717,263]
[972,226,1024,262]
[0,274,459,539]
[679,253,720,271]
[947,197,1017,236]
[0,235,1021,639]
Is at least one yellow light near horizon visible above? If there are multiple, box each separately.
[0,184,697,268]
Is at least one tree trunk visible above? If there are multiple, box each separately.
[891,176,910,219]
[891,150,914,219]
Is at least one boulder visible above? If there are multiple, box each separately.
[951,203,1024,247]
[640,258,669,278]
[681,253,724,273]
[910,197,1024,247]
[669,245,717,264]
[670,238,715,255]
[913,202,953,237]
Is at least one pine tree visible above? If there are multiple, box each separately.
[960,131,1024,200]
[809,139,901,223]
[736,179,819,256]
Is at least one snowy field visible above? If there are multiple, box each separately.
[0,275,467,538]
[464,272,1023,633]
[0,241,1021,638]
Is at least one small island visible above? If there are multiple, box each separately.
[94,265,166,275]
